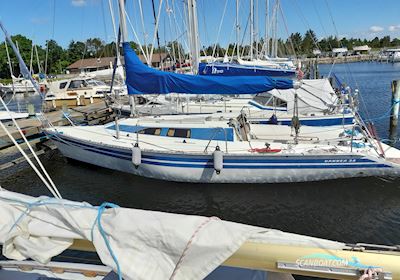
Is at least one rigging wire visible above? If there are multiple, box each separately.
[137,0,151,64]
[211,0,229,58]
[0,98,61,199]
[278,4,296,58]
[323,0,371,122]
[44,0,56,75]
[291,0,320,51]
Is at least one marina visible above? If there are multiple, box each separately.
[1,0,400,280]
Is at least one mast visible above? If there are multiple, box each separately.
[29,42,34,75]
[187,0,199,74]
[265,0,269,57]
[273,0,279,58]
[4,39,13,77]
[34,45,42,74]
[118,0,128,43]
[118,0,135,117]
[236,0,240,58]
[250,0,254,60]
[255,0,259,58]
[151,0,163,70]
[108,0,124,80]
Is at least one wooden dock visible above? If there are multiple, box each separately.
[0,102,114,151]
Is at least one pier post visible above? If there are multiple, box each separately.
[389,80,400,141]
[390,80,400,127]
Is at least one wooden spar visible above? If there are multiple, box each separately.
[70,240,400,279]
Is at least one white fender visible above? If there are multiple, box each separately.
[213,146,223,174]
[132,144,141,168]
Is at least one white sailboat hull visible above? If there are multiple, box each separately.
[51,134,399,183]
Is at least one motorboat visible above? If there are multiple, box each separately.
[45,75,127,109]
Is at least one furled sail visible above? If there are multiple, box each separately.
[123,43,294,95]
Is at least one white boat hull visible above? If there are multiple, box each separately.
[51,134,399,183]
[0,111,29,120]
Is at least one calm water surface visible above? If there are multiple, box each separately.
[1,62,400,248]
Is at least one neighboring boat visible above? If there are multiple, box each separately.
[45,75,127,109]
[0,110,29,120]
[388,49,400,63]
[116,78,355,127]
[0,75,36,94]
[198,59,296,78]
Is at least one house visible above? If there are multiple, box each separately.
[331,47,348,57]
[312,49,322,56]
[352,45,371,55]
[66,53,172,74]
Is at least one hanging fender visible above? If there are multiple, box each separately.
[132,143,141,168]
[213,146,223,174]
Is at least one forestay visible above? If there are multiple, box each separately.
[123,42,294,95]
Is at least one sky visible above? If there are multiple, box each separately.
[1,0,400,50]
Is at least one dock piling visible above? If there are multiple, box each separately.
[27,103,35,116]
[390,80,400,127]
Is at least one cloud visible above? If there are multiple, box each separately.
[389,25,400,32]
[369,26,384,33]
[71,0,86,7]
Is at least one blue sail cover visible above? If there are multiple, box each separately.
[123,42,294,95]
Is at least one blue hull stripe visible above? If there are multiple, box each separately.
[254,117,354,126]
[142,160,389,169]
[49,134,391,170]
[248,101,287,112]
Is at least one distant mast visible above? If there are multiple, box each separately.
[236,0,240,58]
[187,0,200,74]
[250,0,254,60]
[265,0,269,57]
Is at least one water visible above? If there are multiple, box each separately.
[1,62,400,259]
[0,91,42,112]
[320,62,400,145]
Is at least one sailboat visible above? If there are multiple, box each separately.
[115,77,355,127]
[45,40,400,183]
[0,7,399,280]
[199,0,297,78]
[0,75,36,94]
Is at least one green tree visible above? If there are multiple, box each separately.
[380,36,391,48]
[301,29,317,55]
[45,39,64,74]
[287,32,302,55]
[67,40,86,62]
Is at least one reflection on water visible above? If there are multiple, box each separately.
[1,91,42,112]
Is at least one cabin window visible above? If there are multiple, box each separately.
[138,127,161,135]
[68,80,86,89]
[59,82,67,89]
[167,128,191,138]
[254,94,287,108]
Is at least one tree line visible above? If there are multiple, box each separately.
[1,30,400,79]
